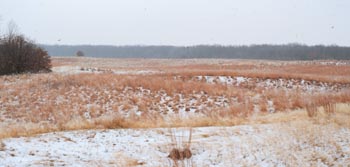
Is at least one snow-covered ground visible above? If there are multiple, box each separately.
[1,122,349,167]
[52,66,87,74]
[193,75,349,92]
[52,66,159,75]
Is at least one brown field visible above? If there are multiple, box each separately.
[0,57,350,139]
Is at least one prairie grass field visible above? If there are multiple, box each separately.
[0,57,350,166]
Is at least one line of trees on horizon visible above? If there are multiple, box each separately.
[41,44,350,60]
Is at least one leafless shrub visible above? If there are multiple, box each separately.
[76,50,84,57]
[0,23,51,75]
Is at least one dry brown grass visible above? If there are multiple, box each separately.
[0,58,349,138]
[323,103,336,115]
[0,103,349,139]
[52,57,350,84]
[249,104,350,128]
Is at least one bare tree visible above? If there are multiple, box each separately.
[0,16,2,35]
[7,20,18,38]
[0,21,51,75]
[76,50,85,57]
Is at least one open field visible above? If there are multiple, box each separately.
[1,57,350,166]
[1,118,350,166]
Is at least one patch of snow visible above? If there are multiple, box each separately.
[52,66,87,74]
[235,76,246,85]
[218,76,227,84]
[267,100,275,113]
[1,124,349,166]
[113,70,159,75]
[83,112,91,119]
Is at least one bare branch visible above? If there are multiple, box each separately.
[7,20,19,37]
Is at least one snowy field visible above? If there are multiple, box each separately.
[1,121,349,167]
[1,58,350,166]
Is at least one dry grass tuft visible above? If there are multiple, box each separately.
[168,128,193,167]
[114,151,144,166]
[0,140,5,151]
[323,103,336,116]
[169,148,183,161]
[306,103,318,118]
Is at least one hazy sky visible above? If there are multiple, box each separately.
[0,0,349,46]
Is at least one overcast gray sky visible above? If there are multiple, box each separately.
[0,0,349,46]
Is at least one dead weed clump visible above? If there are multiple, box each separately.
[0,140,5,151]
[168,128,193,167]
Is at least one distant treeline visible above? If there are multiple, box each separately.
[40,44,350,60]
